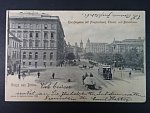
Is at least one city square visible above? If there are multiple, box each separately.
[5,11,146,102]
[7,59,145,93]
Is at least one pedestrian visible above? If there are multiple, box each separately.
[37,71,40,78]
[109,72,112,80]
[82,75,85,85]
[85,72,88,78]
[67,78,71,82]
[18,73,21,79]
[129,71,131,78]
[98,68,100,75]
[16,65,19,74]
[90,73,93,77]
[52,72,55,79]
[22,72,26,80]
[7,67,10,75]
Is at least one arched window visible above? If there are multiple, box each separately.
[23,52,26,59]
[35,52,38,60]
[50,52,53,60]
[29,52,32,59]
[43,52,46,60]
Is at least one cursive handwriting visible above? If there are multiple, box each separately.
[40,81,72,89]
[14,88,145,102]
[82,12,141,20]
[16,89,36,97]
[92,96,132,102]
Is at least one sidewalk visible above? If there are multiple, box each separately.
[6,73,38,85]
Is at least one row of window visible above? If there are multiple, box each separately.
[88,48,107,52]
[12,51,20,59]
[90,47,106,49]
[12,41,20,48]
[23,62,53,67]
[11,23,55,30]
[91,45,106,48]
[23,52,54,60]
[11,31,55,39]
[23,40,55,48]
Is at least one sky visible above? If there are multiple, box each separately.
[8,10,145,47]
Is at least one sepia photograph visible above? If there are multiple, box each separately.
[5,10,146,102]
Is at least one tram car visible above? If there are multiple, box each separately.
[103,66,112,80]
[98,64,112,80]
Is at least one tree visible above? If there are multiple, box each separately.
[94,53,114,65]
[84,52,94,60]
[114,53,125,67]
[123,48,144,69]
[65,53,75,61]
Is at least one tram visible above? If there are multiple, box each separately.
[98,64,112,80]
[103,66,112,80]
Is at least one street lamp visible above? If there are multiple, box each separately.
[18,42,21,79]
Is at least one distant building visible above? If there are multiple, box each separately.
[85,38,109,53]
[80,40,83,49]
[65,40,84,59]
[65,42,74,54]
[9,12,65,67]
[7,32,22,73]
[110,37,144,54]
[85,37,144,54]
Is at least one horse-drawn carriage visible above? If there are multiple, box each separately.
[84,76,96,90]
[79,65,94,69]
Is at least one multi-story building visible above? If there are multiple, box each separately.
[65,42,74,54]
[7,32,22,73]
[110,37,144,54]
[85,39,109,53]
[9,12,65,67]
[85,37,144,54]
[65,40,84,59]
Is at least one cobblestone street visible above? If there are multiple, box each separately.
[6,64,145,94]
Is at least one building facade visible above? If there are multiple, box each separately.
[85,37,144,54]
[65,40,84,59]
[9,13,65,67]
[7,32,22,73]
[85,39,109,53]
[110,37,144,54]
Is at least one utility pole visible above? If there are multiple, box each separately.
[18,43,21,79]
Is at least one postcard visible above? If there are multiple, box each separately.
[5,10,146,102]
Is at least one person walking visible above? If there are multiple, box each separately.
[98,68,100,75]
[129,71,131,78]
[85,72,88,78]
[22,72,26,80]
[90,73,93,77]
[82,75,85,85]
[18,74,21,79]
[37,71,40,78]
[52,72,55,79]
